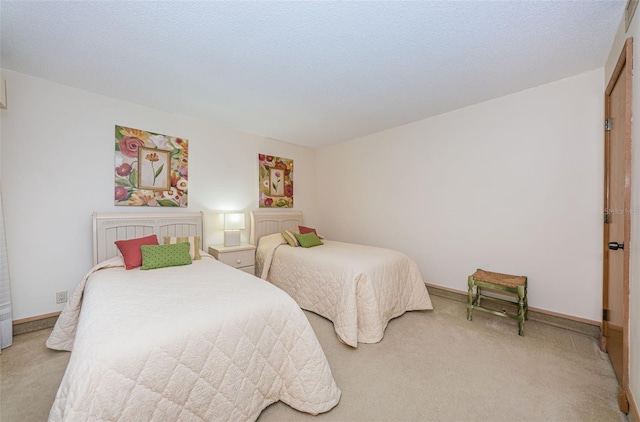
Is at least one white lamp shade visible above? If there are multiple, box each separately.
[224,213,245,230]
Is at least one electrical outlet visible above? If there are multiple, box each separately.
[56,291,67,304]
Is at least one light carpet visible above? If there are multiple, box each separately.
[0,295,627,422]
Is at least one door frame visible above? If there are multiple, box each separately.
[602,36,632,413]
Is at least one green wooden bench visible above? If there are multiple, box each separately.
[467,269,528,336]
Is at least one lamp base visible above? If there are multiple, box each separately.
[224,230,241,247]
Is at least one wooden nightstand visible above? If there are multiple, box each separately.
[208,244,256,275]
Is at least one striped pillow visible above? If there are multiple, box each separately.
[163,236,201,260]
[281,230,299,247]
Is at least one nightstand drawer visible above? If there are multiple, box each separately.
[216,249,255,269]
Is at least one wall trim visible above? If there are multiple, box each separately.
[13,311,60,325]
[14,285,603,339]
[426,283,601,338]
[12,311,60,336]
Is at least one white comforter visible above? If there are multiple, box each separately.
[46,255,340,421]
[256,235,433,348]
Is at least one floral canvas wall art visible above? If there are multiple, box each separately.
[114,125,188,207]
[259,154,293,208]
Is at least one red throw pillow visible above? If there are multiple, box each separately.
[115,235,159,270]
[298,225,318,235]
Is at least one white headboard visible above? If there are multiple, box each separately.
[93,212,204,265]
[250,210,303,246]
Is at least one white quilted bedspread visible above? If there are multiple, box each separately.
[46,256,340,421]
[256,236,433,347]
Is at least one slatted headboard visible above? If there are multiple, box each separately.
[93,212,204,265]
[249,210,303,246]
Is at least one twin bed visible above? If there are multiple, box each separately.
[47,212,340,421]
[47,211,432,421]
[250,211,433,348]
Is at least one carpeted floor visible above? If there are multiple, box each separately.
[0,295,628,422]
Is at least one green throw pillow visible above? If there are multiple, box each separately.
[294,232,324,248]
[140,242,192,270]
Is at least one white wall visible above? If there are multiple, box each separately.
[317,69,604,322]
[605,17,640,418]
[0,70,317,320]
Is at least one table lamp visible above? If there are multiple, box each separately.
[223,213,245,247]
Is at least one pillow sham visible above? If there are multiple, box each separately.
[140,242,192,270]
[163,235,201,260]
[281,230,300,247]
[298,225,318,235]
[294,232,324,248]
[114,234,159,270]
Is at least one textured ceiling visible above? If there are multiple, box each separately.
[0,1,626,148]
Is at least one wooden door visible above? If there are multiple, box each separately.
[602,37,632,414]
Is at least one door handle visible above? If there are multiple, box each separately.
[608,242,624,250]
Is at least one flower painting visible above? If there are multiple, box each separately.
[114,125,188,207]
[138,147,170,190]
[259,154,293,208]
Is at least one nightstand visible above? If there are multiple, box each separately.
[208,244,256,275]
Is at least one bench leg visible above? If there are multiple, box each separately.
[524,283,529,321]
[467,276,474,321]
[517,284,525,336]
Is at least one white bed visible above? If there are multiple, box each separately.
[46,212,340,421]
[251,211,433,348]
